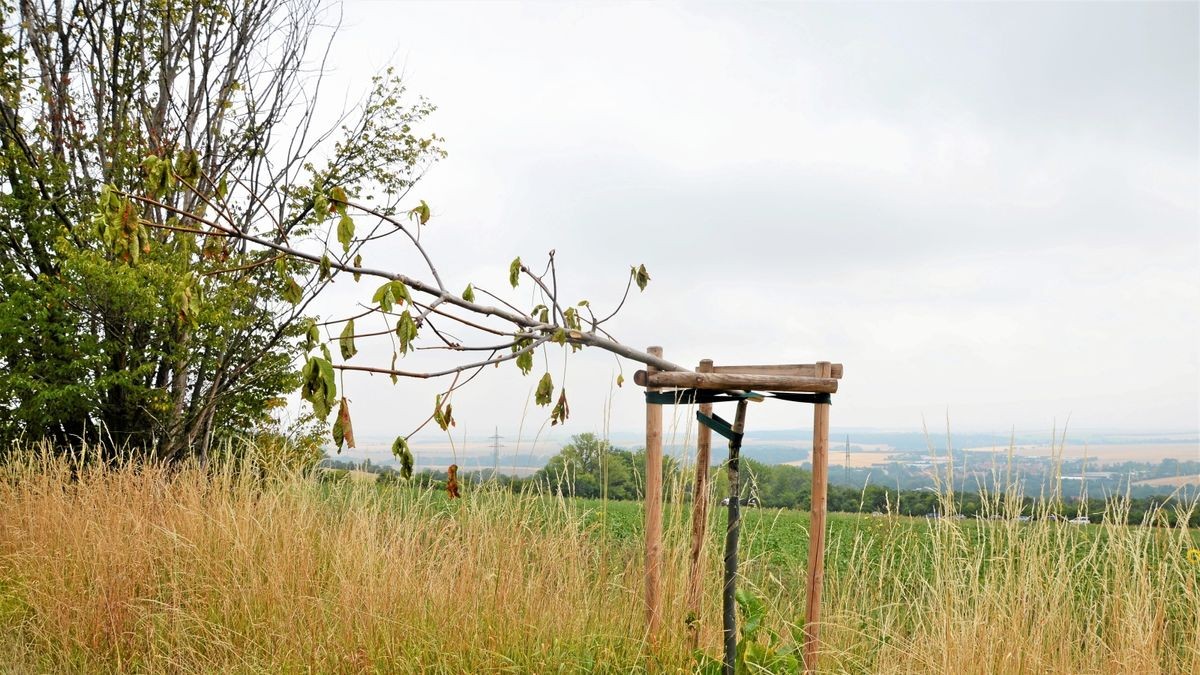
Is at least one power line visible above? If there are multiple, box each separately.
[489,426,504,478]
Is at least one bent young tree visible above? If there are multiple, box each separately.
[113,164,689,471]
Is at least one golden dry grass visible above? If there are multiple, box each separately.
[0,449,1197,673]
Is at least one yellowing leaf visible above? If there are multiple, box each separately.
[408,199,431,225]
[633,264,651,292]
[333,397,356,451]
[535,372,553,407]
[551,390,570,426]
[509,257,521,288]
[329,186,348,214]
[282,277,303,305]
[337,214,355,253]
[433,394,455,431]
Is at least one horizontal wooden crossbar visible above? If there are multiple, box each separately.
[711,363,843,379]
[633,370,839,394]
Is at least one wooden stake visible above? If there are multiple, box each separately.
[644,346,665,639]
[803,361,833,672]
[722,399,749,675]
[686,358,714,650]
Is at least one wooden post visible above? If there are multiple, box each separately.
[686,358,714,649]
[644,346,665,639]
[803,361,833,672]
[722,399,749,675]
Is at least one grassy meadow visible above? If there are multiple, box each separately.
[1,450,1198,673]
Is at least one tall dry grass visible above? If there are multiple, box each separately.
[814,495,1200,674]
[0,447,1197,673]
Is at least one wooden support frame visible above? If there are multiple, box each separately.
[637,356,840,672]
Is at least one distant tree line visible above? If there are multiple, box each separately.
[319,434,1200,527]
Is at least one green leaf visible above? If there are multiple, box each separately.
[216,174,229,199]
[391,436,414,478]
[532,304,549,323]
[535,373,553,407]
[512,337,534,375]
[433,394,455,431]
[563,307,580,330]
[616,374,624,388]
[304,319,320,352]
[633,264,651,291]
[373,282,396,313]
[509,257,522,288]
[282,277,303,305]
[339,320,357,360]
[319,254,332,280]
[516,349,533,375]
[353,254,362,281]
[390,352,398,384]
[462,283,475,303]
[300,357,337,420]
[337,213,355,253]
[396,311,418,354]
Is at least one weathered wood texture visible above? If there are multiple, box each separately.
[633,370,839,394]
[803,361,833,672]
[686,358,715,650]
[644,346,665,639]
[711,363,844,379]
[722,399,749,675]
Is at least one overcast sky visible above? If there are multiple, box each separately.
[300,1,1199,449]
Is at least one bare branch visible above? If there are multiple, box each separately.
[333,335,550,380]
